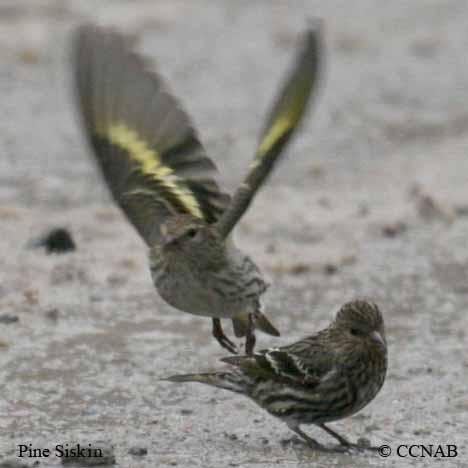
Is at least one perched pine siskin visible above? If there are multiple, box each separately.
[72,22,322,354]
[164,300,387,451]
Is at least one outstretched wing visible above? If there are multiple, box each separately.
[222,336,335,387]
[216,21,323,238]
[73,25,230,245]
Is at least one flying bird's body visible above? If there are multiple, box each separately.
[150,239,266,319]
[73,23,322,353]
[165,300,387,452]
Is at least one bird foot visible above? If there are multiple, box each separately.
[344,442,381,453]
[282,435,348,453]
[317,423,378,453]
[308,441,349,453]
[334,435,380,453]
[217,335,239,355]
[212,319,238,354]
[306,441,379,454]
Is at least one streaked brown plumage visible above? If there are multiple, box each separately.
[164,300,387,452]
[72,22,322,354]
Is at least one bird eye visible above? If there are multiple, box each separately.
[350,328,360,336]
[186,228,198,238]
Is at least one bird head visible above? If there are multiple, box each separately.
[334,300,386,350]
[159,215,225,266]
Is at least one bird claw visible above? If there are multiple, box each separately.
[346,443,381,453]
[309,442,349,453]
[283,435,347,453]
[212,319,238,355]
[311,442,377,454]
[218,335,239,355]
[328,440,381,454]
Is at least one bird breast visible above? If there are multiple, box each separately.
[150,257,258,318]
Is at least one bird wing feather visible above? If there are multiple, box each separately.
[215,21,323,238]
[73,25,230,245]
[222,336,335,387]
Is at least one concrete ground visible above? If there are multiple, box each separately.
[1,1,467,467]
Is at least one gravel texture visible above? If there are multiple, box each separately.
[1,1,467,467]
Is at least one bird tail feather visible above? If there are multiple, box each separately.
[162,372,247,394]
[232,311,280,338]
[254,311,280,336]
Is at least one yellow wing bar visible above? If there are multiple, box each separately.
[255,118,291,162]
[216,23,323,239]
[106,122,204,219]
[254,79,312,162]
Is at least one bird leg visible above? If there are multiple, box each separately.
[212,318,238,354]
[245,313,256,355]
[319,423,350,446]
[319,424,378,452]
[287,424,348,453]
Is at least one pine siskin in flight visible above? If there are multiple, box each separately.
[164,300,388,452]
[72,23,322,354]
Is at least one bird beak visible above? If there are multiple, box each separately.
[370,331,385,347]
[162,236,178,250]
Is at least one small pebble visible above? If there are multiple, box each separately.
[357,437,371,447]
[128,446,147,456]
[382,221,407,238]
[18,48,40,64]
[455,204,468,216]
[23,289,39,305]
[30,227,76,254]
[365,423,380,432]
[0,314,19,324]
[357,203,370,217]
[289,263,311,275]
[45,308,59,321]
[416,194,454,223]
[324,263,338,275]
[280,436,302,447]
[265,243,276,254]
